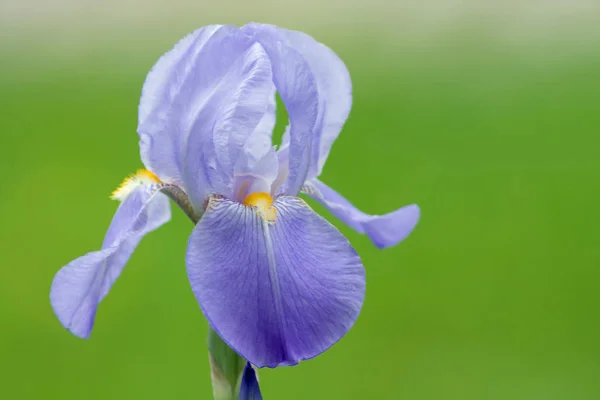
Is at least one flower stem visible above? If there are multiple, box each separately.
[208,327,246,400]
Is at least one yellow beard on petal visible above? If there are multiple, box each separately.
[111,169,162,201]
[243,192,277,224]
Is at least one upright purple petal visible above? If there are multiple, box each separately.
[303,179,420,249]
[138,25,223,185]
[50,186,170,338]
[186,196,365,368]
[139,25,275,209]
[273,26,352,179]
[239,363,262,400]
[249,86,277,155]
[242,23,319,196]
[232,87,279,200]
[210,46,274,187]
[178,28,275,206]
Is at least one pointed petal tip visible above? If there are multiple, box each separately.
[364,203,421,249]
[61,319,93,340]
[303,180,420,250]
[49,249,111,340]
[239,362,263,400]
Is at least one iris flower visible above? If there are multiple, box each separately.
[50,23,420,369]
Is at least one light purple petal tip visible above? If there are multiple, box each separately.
[50,187,170,338]
[186,196,365,368]
[363,204,420,249]
[304,179,420,249]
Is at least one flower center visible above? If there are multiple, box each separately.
[243,192,277,224]
[111,169,162,201]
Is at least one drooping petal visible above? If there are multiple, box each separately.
[50,186,170,338]
[239,363,262,400]
[186,196,365,368]
[241,23,319,196]
[303,179,420,249]
[138,25,223,185]
[272,27,352,179]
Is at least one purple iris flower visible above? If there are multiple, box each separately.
[50,23,420,369]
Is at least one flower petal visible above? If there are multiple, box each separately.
[239,363,262,400]
[180,30,275,206]
[138,25,223,185]
[231,88,278,200]
[50,186,170,338]
[242,23,319,196]
[242,84,277,164]
[303,179,420,249]
[233,146,279,201]
[139,25,275,209]
[210,45,274,189]
[272,27,352,179]
[186,196,365,368]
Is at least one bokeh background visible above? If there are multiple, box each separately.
[1,1,599,399]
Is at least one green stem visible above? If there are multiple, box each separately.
[208,327,246,400]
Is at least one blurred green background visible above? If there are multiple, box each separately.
[1,2,599,399]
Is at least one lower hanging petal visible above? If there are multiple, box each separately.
[50,186,170,338]
[303,179,420,249]
[186,196,365,368]
[239,362,262,400]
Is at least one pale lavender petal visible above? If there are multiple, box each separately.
[50,186,170,338]
[242,23,319,196]
[271,129,290,195]
[139,25,275,209]
[225,85,277,202]
[180,30,275,205]
[186,196,365,368]
[244,86,277,162]
[239,363,262,400]
[304,179,420,249]
[138,25,223,185]
[233,146,279,201]
[273,27,352,179]
[279,124,291,151]
[211,43,274,188]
